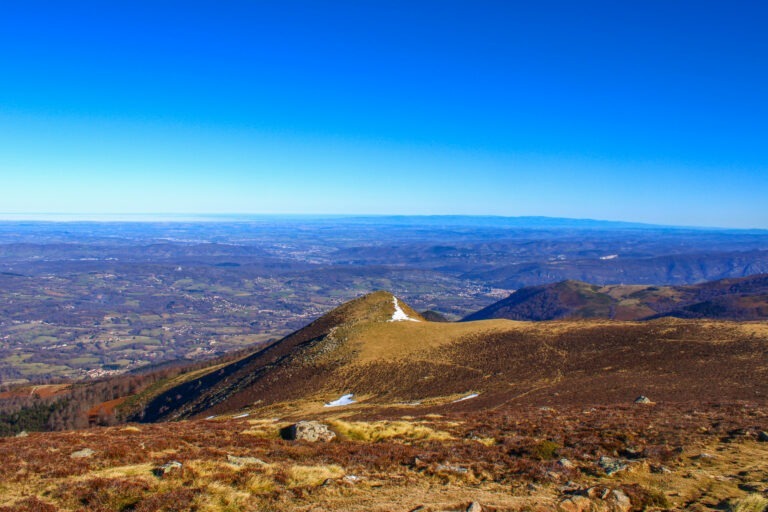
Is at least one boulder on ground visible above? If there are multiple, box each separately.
[70,448,95,459]
[281,420,336,442]
[634,396,653,404]
[598,456,628,475]
[153,460,182,477]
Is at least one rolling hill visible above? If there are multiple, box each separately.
[129,290,768,423]
[463,274,768,322]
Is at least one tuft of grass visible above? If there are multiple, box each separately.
[530,440,560,460]
[329,420,452,442]
[287,464,344,488]
[245,473,276,494]
[729,494,768,512]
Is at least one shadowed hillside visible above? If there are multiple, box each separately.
[463,274,768,322]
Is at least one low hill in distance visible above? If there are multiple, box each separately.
[463,274,768,322]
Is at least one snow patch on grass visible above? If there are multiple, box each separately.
[389,297,420,322]
[453,393,479,403]
[324,394,356,407]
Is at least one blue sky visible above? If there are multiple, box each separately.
[1,1,766,227]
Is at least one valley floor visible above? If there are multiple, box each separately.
[1,401,767,511]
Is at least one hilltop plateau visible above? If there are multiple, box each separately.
[127,291,768,424]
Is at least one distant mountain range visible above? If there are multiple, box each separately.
[463,274,768,321]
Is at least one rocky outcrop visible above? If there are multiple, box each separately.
[281,420,336,442]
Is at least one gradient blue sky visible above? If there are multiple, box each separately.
[1,1,767,227]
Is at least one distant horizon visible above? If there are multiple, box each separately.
[0,212,766,231]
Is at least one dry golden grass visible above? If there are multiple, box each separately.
[730,494,768,512]
[287,464,345,487]
[329,419,452,442]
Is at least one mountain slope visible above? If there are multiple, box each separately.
[463,274,768,322]
[131,290,768,422]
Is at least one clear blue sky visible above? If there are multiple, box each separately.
[1,1,766,227]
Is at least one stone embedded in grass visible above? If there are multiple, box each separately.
[758,431,768,442]
[227,455,267,466]
[153,460,183,477]
[70,448,95,458]
[634,395,653,404]
[281,420,336,442]
[598,456,628,475]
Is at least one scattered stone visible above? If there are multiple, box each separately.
[409,507,426,512]
[343,475,361,483]
[650,464,672,474]
[606,489,631,512]
[757,431,768,442]
[560,487,632,512]
[692,452,715,461]
[467,502,483,512]
[634,396,653,404]
[70,448,95,459]
[281,420,336,442]
[15,430,28,438]
[226,455,266,466]
[558,458,575,469]
[436,463,468,474]
[728,428,748,437]
[598,456,628,475]
[153,460,182,477]
[557,495,593,512]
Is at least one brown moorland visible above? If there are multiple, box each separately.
[1,401,767,511]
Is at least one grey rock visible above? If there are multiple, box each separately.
[467,502,483,512]
[70,448,95,458]
[634,395,653,404]
[282,420,336,442]
[607,489,632,512]
[15,430,28,438]
[436,463,468,474]
[153,460,183,477]
[757,431,768,442]
[227,454,266,466]
[598,456,628,475]
[650,464,672,474]
[558,457,575,469]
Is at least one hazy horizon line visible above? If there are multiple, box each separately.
[0,212,766,232]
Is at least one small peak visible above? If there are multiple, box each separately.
[314,291,423,328]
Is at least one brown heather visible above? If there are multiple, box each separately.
[0,401,767,510]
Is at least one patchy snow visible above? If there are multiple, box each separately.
[599,254,619,260]
[324,393,356,407]
[389,296,420,322]
[453,393,479,403]
[232,413,250,419]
